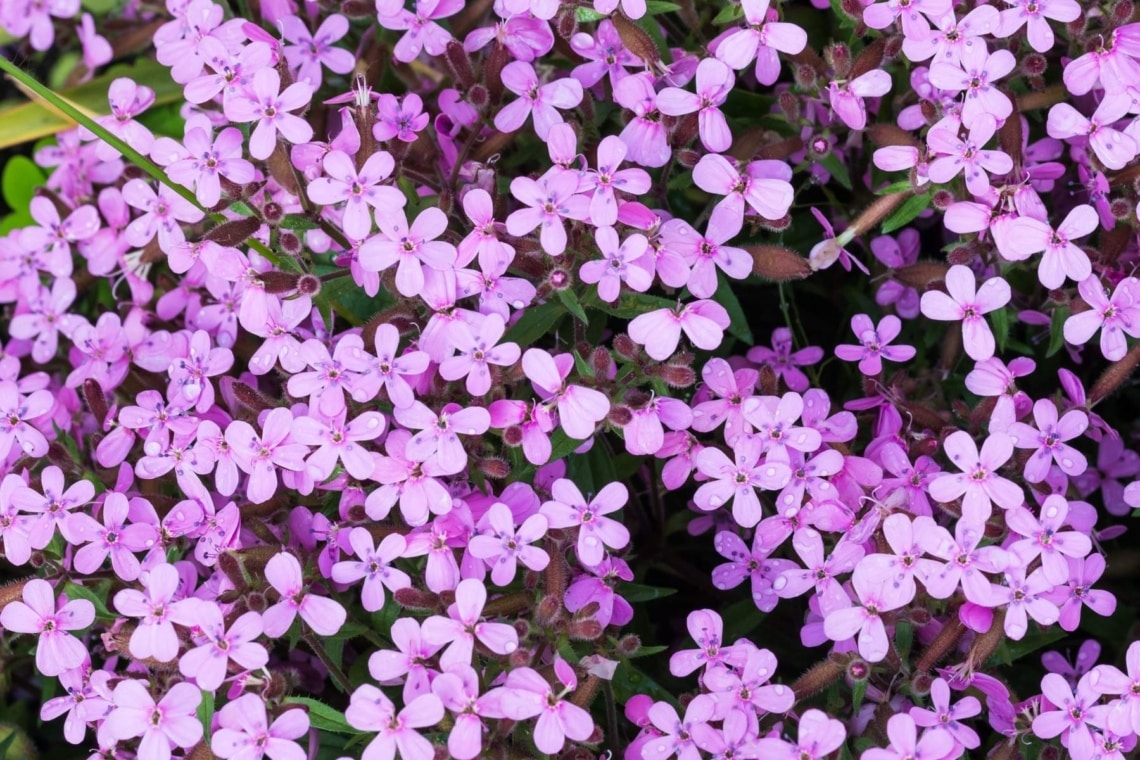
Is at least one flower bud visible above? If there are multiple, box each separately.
[794,64,817,89]
[547,268,572,290]
[534,594,564,627]
[675,148,701,168]
[748,245,812,281]
[556,5,578,39]
[591,347,613,378]
[846,657,871,682]
[444,40,476,89]
[612,11,659,67]
[1113,0,1135,24]
[1022,52,1047,77]
[614,333,640,361]
[394,587,441,611]
[778,91,801,121]
[931,189,955,210]
[83,378,109,426]
[205,216,262,247]
[568,618,604,641]
[826,43,851,78]
[658,363,696,388]
[919,99,938,125]
[947,246,976,266]
[479,457,510,479]
[607,405,634,426]
[910,671,933,697]
[894,261,949,289]
[850,38,885,81]
[467,84,490,110]
[1091,342,1140,405]
[340,0,373,17]
[279,230,302,255]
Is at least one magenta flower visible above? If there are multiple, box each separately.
[919,265,1011,362]
[861,714,954,760]
[152,126,255,208]
[0,579,94,677]
[542,478,630,566]
[505,168,590,256]
[292,409,386,482]
[1033,673,1109,759]
[369,618,443,701]
[331,528,410,612]
[223,68,314,160]
[374,93,431,142]
[915,517,1010,604]
[432,666,507,760]
[522,348,610,440]
[112,562,197,663]
[393,400,490,475]
[902,5,998,63]
[662,216,752,299]
[500,658,594,755]
[669,609,733,676]
[439,313,521,396]
[926,114,1013,196]
[346,687,444,760]
[179,605,268,692]
[66,491,157,581]
[755,709,847,760]
[628,300,731,361]
[702,642,794,717]
[1047,554,1117,631]
[225,408,309,504]
[495,62,583,140]
[613,73,671,167]
[1003,205,1099,289]
[693,436,792,528]
[361,206,457,296]
[716,0,808,85]
[381,0,460,63]
[580,227,653,303]
[1047,98,1137,171]
[928,43,1016,123]
[642,698,714,760]
[82,77,156,161]
[262,551,347,637]
[582,135,651,226]
[1063,276,1140,361]
[1008,400,1088,483]
[829,70,892,130]
[862,0,951,36]
[468,502,550,585]
[693,153,794,232]
[928,430,1024,523]
[775,527,864,615]
[212,694,310,760]
[104,680,203,760]
[996,0,1081,52]
[746,327,824,392]
[9,277,78,364]
[308,149,404,240]
[822,567,906,662]
[281,13,355,86]
[422,578,519,669]
[122,178,205,253]
[657,57,735,153]
[365,323,431,409]
[834,314,916,376]
[910,677,982,753]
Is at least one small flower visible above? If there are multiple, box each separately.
[861,714,955,760]
[0,579,94,677]
[112,562,197,663]
[542,479,631,566]
[179,605,268,692]
[422,578,519,669]
[928,43,1016,124]
[495,62,584,140]
[281,14,355,86]
[928,430,1024,523]
[262,551,347,637]
[716,0,808,85]
[308,149,405,240]
[331,528,411,612]
[1002,205,1099,289]
[926,114,1013,196]
[468,502,550,585]
[628,300,731,361]
[223,68,314,160]
[829,70,892,131]
[1064,276,1140,361]
[1007,400,1089,483]
[346,686,445,760]
[104,680,203,760]
[361,206,458,296]
[834,314,916,376]
[919,264,1010,362]
[505,167,591,256]
[579,227,653,303]
[1032,673,1109,759]
[657,57,735,153]
[439,314,521,396]
[212,693,311,760]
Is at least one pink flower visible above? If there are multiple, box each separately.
[9,277,78,363]
[1047,554,1117,631]
[432,666,507,760]
[693,153,794,232]
[693,435,791,528]
[580,227,653,302]
[292,409,386,482]
[669,608,734,676]
[495,62,584,140]
[927,114,1013,196]
[439,313,521,396]
[346,687,444,760]
[1003,204,1099,289]
[834,314,916,376]
[505,168,590,256]
[369,618,443,701]
[702,642,794,716]
[716,0,808,85]
[901,5,999,64]
[212,693,310,760]
[82,77,156,161]
[657,57,735,153]
[628,300,731,361]
[910,677,982,752]
[861,714,954,760]
[225,408,309,504]
[122,178,205,253]
[1008,400,1088,483]
[1033,673,1108,759]
[262,551,347,637]
[915,517,1010,605]
[223,68,314,160]
[365,323,431,409]
[308,149,404,240]
[152,126,255,208]
[661,216,752,299]
[755,709,847,759]
[179,605,268,692]
[0,579,94,677]
[522,348,610,440]
[1063,276,1140,361]
[422,578,519,669]
[929,430,1024,523]
[542,478,630,566]
[613,73,671,167]
[331,528,410,612]
[1047,98,1137,171]
[996,0,1081,52]
[281,13,355,86]
[862,0,951,36]
[362,206,457,296]
[583,135,652,226]
[468,502,550,585]
[829,70,892,130]
[928,44,1016,124]
[822,566,906,662]
[112,562,198,663]
[643,699,714,760]
[105,680,203,760]
[746,327,824,392]
[66,491,158,581]
[394,400,490,475]
[380,0,460,63]
[499,659,594,755]
[919,264,1010,362]
[374,93,431,143]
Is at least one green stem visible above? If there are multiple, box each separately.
[0,55,283,267]
[301,629,353,693]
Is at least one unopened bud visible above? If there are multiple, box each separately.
[205,217,262,247]
[778,91,801,121]
[1110,197,1133,220]
[791,656,846,701]
[591,347,613,378]
[614,333,640,361]
[826,43,851,78]
[748,245,812,281]
[444,40,476,89]
[850,38,885,80]
[262,271,300,294]
[83,378,109,426]
[919,99,938,124]
[846,657,871,682]
[467,84,489,109]
[1113,0,1135,24]
[947,246,975,266]
[297,274,322,296]
[568,618,604,641]
[676,148,701,168]
[607,405,634,426]
[611,11,659,67]
[659,363,696,388]
[794,64,817,88]
[547,268,572,290]
[394,587,440,611]
[556,5,578,39]
[534,594,563,627]
[1091,342,1140,405]
[502,425,524,447]
[895,261,950,288]
[479,457,510,479]
[910,671,933,696]
[341,0,373,17]
[279,230,302,255]
[931,189,955,210]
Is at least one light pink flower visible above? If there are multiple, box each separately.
[716,0,808,85]
[579,227,653,302]
[180,605,268,692]
[112,562,197,662]
[927,114,1012,196]
[919,264,1010,361]
[542,478,630,566]
[331,528,410,612]
[693,436,791,528]
[499,659,594,755]
[422,578,519,669]
[657,57,735,153]
[1007,400,1089,483]
[468,502,550,585]
[223,68,314,160]
[928,44,1016,124]
[505,167,591,256]
[262,551,347,637]
[628,300,731,361]
[495,62,583,140]
[1064,276,1140,361]
[281,13,355,86]
[929,430,1024,523]
[834,314,916,376]
[1003,204,1099,289]
[439,313,521,396]
[829,70,892,130]
[0,579,94,677]
[105,680,203,760]
[522,348,610,440]
[346,687,444,760]
[1047,97,1137,171]
[212,693,310,760]
[308,149,404,240]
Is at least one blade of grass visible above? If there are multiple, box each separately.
[0,55,283,267]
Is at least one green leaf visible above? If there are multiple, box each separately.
[576,6,607,21]
[816,153,852,191]
[624,644,670,658]
[609,661,678,707]
[547,429,584,464]
[1046,306,1070,358]
[284,698,364,735]
[558,289,590,326]
[875,180,914,195]
[1,155,44,213]
[894,620,913,665]
[504,301,565,346]
[645,0,682,13]
[851,678,868,714]
[710,277,753,344]
[198,689,215,744]
[712,4,744,24]
[280,214,321,231]
[619,582,677,603]
[990,307,1010,354]
[62,581,114,621]
[881,192,929,234]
